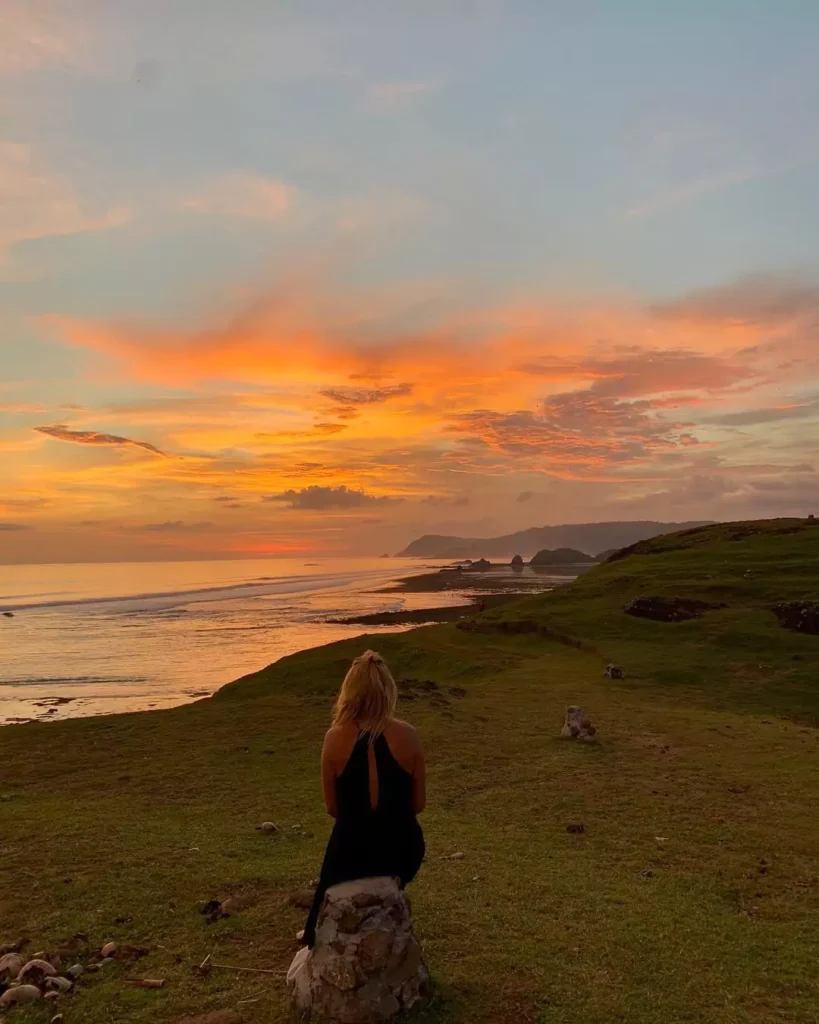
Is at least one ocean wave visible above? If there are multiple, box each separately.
[1,674,150,686]
[0,568,395,615]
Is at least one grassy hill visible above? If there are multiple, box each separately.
[1,519,818,1023]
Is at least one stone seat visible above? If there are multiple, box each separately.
[287,876,429,1022]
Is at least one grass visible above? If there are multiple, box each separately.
[1,518,818,1022]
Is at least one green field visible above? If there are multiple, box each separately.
[2,519,819,1023]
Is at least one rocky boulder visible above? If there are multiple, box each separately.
[773,602,819,635]
[287,876,429,1023]
[624,596,725,622]
[561,705,597,741]
[510,554,524,569]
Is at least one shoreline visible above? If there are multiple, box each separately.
[0,562,580,726]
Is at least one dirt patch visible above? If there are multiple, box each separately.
[773,602,819,635]
[624,596,726,622]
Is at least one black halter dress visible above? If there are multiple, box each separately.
[302,729,425,947]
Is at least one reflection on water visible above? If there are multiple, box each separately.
[0,558,469,724]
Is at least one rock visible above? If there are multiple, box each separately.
[44,976,72,993]
[0,953,23,979]
[773,601,819,635]
[101,941,117,957]
[463,558,491,571]
[51,1015,65,1024]
[0,939,27,956]
[604,663,623,679]
[218,897,240,917]
[288,889,317,910]
[566,822,585,834]
[510,554,524,569]
[561,705,597,742]
[43,991,62,1002]
[66,963,84,979]
[2,611,13,618]
[287,876,429,1023]
[442,852,465,860]
[18,958,58,983]
[256,821,279,834]
[0,984,41,1006]
[624,596,725,622]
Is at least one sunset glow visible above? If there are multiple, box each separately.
[2,2,818,563]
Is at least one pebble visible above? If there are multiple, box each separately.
[52,1016,65,1024]
[0,984,41,1006]
[45,976,73,993]
[19,958,58,982]
[67,963,84,979]
[0,952,23,978]
[101,941,117,957]
[218,897,240,917]
[443,851,465,860]
[256,821,279,834]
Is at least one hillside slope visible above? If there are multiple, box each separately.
[398,520,711,559]
[0,519,818,1024]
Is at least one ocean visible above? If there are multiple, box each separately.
[0,557,469,725]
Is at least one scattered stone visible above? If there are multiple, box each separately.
[84,963,102,973]
[0,952,23,978]
[124,977,165,988]
[51,1015,65,1024]
[100,941,117,958]
[66,964,84,979]
[256,822,279,834]
[604,663,623,679]
[287,876,429,1023]
[18,958,58,983]
[566,823,585,834]
[288,890,317,910]
[44,976,73,993]
[0,939,27,956]
[218,898,240,918]
[561,705,598,742]
[442,851,465,861]
[0,984,41,1006]
[624,596,725,622]
[773,602,819,635]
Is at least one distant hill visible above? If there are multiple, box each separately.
[397,521,712,559]
[530,547,597,565]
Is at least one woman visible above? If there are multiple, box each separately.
[301,649,426,947]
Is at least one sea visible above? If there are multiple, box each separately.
[0,557,503,726]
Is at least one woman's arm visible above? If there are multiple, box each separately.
[412,734,426,814]
[321,729,338,818]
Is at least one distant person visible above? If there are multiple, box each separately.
[300,650,426,947]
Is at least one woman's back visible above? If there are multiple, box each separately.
[302,651,426,948]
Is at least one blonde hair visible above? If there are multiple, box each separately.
[333,650,397,736]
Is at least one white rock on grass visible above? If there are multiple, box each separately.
[18,958,58,983]
[561,705,598,742]
[101,942,117,958]
[0,952,23,978]
[287,876,429,1023]
[0,984,42,1006]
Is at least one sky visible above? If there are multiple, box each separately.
[2,0,819,563]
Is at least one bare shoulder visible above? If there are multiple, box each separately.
[324,723,355,751]
[388,717,422,749]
